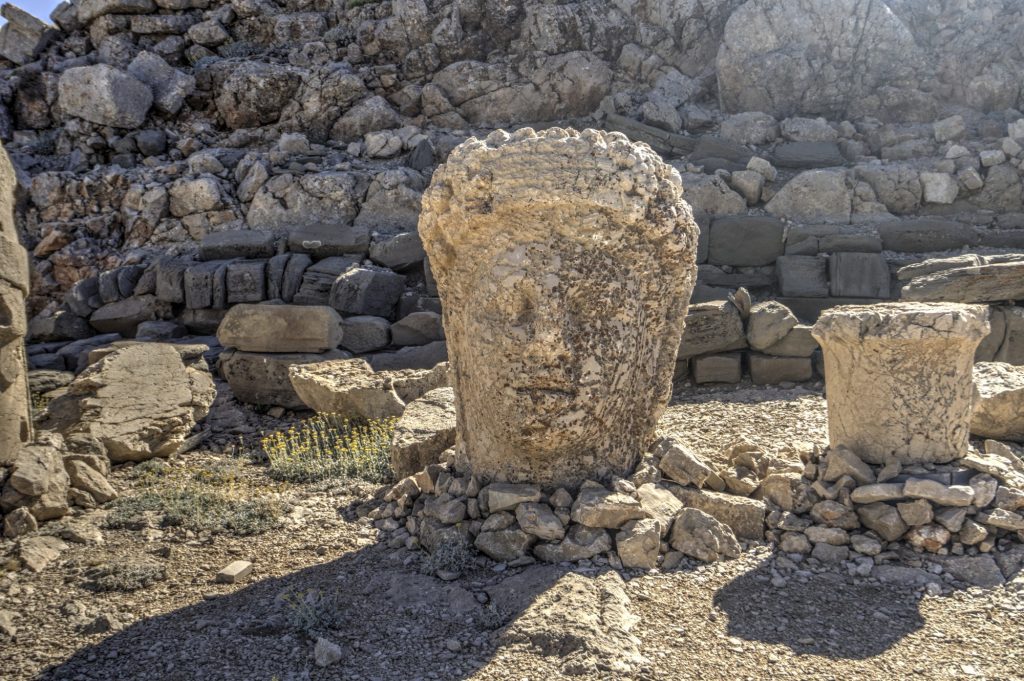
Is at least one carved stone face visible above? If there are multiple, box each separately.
[420,127,699,487]
[459,238,660,439]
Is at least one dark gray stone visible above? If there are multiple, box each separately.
[281,253,311,303]
[777,255,828,297]
[749,354,814,384]
[98,270,122,304]
[155,258,187,304]
[368,341,447,371]
[328,266,406,318]
[116,265,145,298]
[65,277,101,317]
[692,353,743,384]
[226,260,266,304]
[369,232,426,272]
[184,261,228,309]
[406,138,434,171]
[199,230,277,261]
[829,252,891,298]
[771,142,844,169]
[390,311,444,346]
[708,216,785,267]
[876,219,980,253]
[267,253,290,301]
[292,256,359,306]
[340,315,390,354]
[286,223,371,258]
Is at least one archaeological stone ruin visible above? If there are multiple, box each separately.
[419,127,699,488]
[2,0,1024,673]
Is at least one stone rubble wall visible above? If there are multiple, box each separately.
[1,0,1024,384]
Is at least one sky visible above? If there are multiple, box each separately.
[1,0,63,25]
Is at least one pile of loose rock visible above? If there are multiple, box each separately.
[369,434,1024,586]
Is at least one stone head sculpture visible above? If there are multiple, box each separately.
[419,128,699,487]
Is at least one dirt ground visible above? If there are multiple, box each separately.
[2,383,1022,681]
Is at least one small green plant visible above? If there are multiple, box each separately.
[107,460,281,536]
[82,561,167,592]
[420,534,475,578]
[260,415,396,484]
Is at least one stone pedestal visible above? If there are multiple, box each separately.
[419,127,700,487]
[812,302,989,465]
[0,142,31,465]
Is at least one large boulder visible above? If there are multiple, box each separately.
[57,64,153,128]
[419,128,699,487]
[215,62,302,129]
[217,304,343,353]
[288,359,405,419]
[389,387,456,478]
[766,169,852,223]
[972,362,1024,442]
[43,344,215,462]
[126,51,194,115]
[716,0,930,121]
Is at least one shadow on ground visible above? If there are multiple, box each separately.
[713,559,926,659]
[37,539,602,681]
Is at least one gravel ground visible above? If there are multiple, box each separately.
[1,384,1022,681]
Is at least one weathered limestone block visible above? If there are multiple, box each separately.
[42,344,216,462]
[419,128,699,487]
[389,387,456,478]
[288,358,405,419]
[0,142,31,465]
[971,362,1024,442]
[812,303,990,465]
[217,304,343,353]
[901,261,1024,304]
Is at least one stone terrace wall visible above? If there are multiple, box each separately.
[4,0,1024,374]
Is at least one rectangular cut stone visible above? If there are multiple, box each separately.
[777,255,828,297]
[829,252,891,298]
[708,216,785,267]
[484,483,541,513]
[850,483,906,504]
[215,560,252,584]
[678,300,747,359]
[226,261,266,303]
[184,261,227,309]
[216,304,343,353]
[876,219,980,253]
[199,230,277,261]
[763,325,818,357]
[749,354,813,384]
[697,264,775,289]
[819,231,882,253]
[287,223,371,258]
[155,258,187,303]
[692,353,742,384]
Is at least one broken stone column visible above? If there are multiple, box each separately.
[0,142,31,465]
[811,302,990,465]
[419,127,700,487]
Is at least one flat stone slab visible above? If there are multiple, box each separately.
[217,304,342,353]
[902,260,1024,304]
[215,560,253,584]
